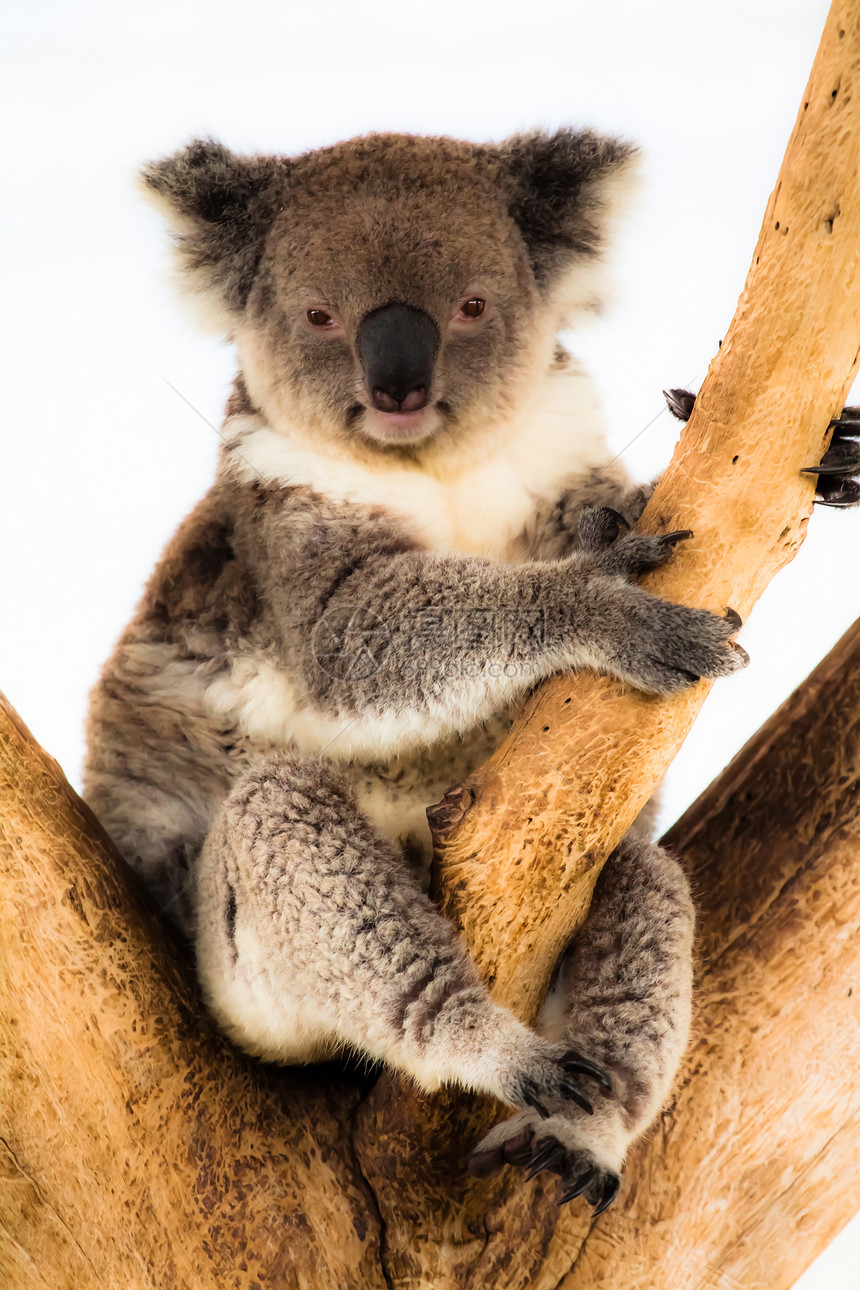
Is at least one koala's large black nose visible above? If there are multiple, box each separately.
[356,302,439,413]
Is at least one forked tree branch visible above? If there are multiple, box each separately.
[4,615,858,1289]
[2,5,860,1289]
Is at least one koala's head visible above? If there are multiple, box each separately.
[143,130,636,463]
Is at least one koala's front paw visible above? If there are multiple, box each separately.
[593,583,748,694]
[663,387,696,422]
[577,506,693,580]
[468,1112,622,1216]
[665,388,860,508]
[803,408,860,507]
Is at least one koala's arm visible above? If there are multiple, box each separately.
[243,485,744,760]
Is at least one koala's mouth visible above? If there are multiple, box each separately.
[358,404,442,446]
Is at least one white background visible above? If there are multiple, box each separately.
[1,1,858,1283]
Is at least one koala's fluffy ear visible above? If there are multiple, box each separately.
[141,139,286,328]
[498,128,640,319]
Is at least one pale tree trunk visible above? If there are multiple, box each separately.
[2,3,860,1288]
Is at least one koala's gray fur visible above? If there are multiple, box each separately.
[84,129,746,1208]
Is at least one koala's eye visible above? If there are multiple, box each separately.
[458,298,486,320]
[307,308,336,327]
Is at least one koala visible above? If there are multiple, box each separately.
[83,129,856,1216]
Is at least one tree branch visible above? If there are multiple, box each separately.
[2,5,860,1288]
[430,0,860,1024]
[0,694,386,1289]
[561,615,860,1289]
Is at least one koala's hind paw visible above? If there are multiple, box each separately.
[503,1047,612,1121]
[577,507,693,579]
[468,1116,622,1217]
[557,1153,621,1215]
[803,408,860,508]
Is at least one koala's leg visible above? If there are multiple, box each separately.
[468,835,694,1215]
[194,751,609,1111]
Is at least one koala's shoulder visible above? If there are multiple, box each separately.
[134,481,261,639]
[135,469,415,646]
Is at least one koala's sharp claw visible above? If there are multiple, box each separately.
[521,1082,551,1119]
[558,1168,595,1206]
[804,456,860,476]
[558,1079,594,1115]
[561,1051,612,1090]
[729,642,750,667]
[592,1174,621,1216]
[582,517,695,580]
[800,411,860,507]
[804,441,860,475]
[526,1138,567,1180]
[722,607,743,632]
[815,478,860,507]
[830,406,860,429]
[604,507,631,532]
[663,388,696,422]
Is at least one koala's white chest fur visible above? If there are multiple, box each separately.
[225,363,611,558]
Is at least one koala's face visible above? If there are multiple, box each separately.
[240,139,549,454]
[144,131,635,461]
